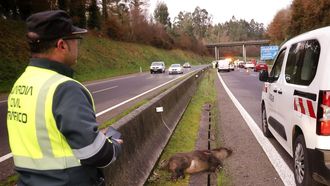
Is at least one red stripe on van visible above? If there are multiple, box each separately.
[299,98,305,114]
[307,100,316,118]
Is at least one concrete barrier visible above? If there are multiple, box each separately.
[103,67,207,185]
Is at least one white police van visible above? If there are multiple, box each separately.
[259,27,330,186]
[217,59,230,72]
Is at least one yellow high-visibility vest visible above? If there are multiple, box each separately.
[7,66,95,170]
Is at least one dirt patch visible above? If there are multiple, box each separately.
[215,76,284,186]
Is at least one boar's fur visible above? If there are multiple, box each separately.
[160,147,232,180]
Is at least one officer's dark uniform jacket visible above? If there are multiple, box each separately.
[7,58,121,186]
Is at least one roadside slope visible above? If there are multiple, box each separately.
[0,19,212,92]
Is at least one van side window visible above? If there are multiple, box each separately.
[285,40,320,85]
[269,49,286,82]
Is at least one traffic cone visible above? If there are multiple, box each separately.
[246,68,249,74]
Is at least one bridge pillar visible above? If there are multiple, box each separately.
[242,44,246,62]
[214,46,219,60]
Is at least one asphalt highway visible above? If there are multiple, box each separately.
[0,65,205,180]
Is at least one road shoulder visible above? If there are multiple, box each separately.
[215,72,283,186]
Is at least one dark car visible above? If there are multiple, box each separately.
[254,62,268,72]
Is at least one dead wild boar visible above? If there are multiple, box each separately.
[160,147,232,180]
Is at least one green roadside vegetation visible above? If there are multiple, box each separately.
[0,19,212,93]
[0,174,18,186]
[146,69,230,186]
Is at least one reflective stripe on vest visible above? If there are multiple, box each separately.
[7,66,94,170]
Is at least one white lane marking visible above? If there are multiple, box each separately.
[0,69,201,163]
[92,86,118,94]
[95,69,199,117]
[0,100,7,104]
[96,77,179,116]
[85,75,138,87]
[217,72,295,186]
[0,153,12,162]
[250,74,258,77]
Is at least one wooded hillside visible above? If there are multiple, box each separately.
[267,0,330,44]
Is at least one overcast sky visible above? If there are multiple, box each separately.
[147,0,293,27]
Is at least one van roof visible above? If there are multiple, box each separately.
[283,26,330,48]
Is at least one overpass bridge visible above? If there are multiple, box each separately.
[206,40,270,61]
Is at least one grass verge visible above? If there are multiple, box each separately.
[145,69,230,185]
[0,174,18,186]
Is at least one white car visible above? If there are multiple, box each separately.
[244,62,255,69]
[259,26,330,186]
[168,64,183,74]
[183,62,191,68]
[229,63,235,71]
[217,59,230,72]
[150,61,165,73]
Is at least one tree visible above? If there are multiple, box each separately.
[0,0,19,19]
[130,0,146,14]
[16,0,32,20]
[192,7,211,39]
[88,0,101,29]
[153,2,171,28]
[267,8,291,44]
[102,0,108,19]
[70,0,86,28]
[30,0,50,13]
[173,11,194,37]
[318,0,330,27]
[288,0,305,36]
[58,0,69,11]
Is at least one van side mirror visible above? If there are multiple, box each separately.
[259,70,269,82]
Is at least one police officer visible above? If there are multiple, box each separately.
[7,10,123,186]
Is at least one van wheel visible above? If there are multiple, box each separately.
[294,135,321,186]
[261,105,272,137]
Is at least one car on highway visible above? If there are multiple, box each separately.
[254,61,268,72]
[183,62,191,68]
[259,26,330,186]
[229,62,235,71]
[238,61,245,68]
[244,62,255,69]
[217,59,230,72]
[150,61,165,73]
[168,64,183,74]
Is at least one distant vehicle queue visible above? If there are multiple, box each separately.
[150,61,191,74]
[213,58,269,72]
